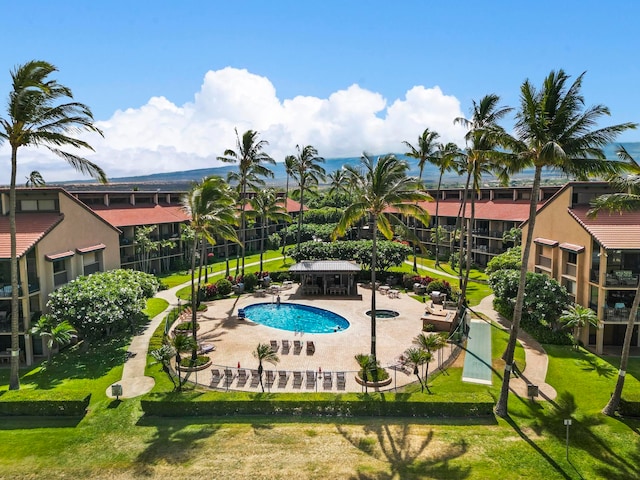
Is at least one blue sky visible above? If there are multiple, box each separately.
[1,0,639,182]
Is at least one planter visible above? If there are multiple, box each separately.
[355,374,393,388]
[177,358,212,372]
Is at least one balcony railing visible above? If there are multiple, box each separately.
[603,307,640,323]
[0,281,40,298]
[536,255,552,269]
[604,273,639,288]
[563,263,577,277]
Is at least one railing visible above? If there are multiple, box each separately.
[536,255,552,269]
[602,307,640,323]
[604,274,639,288]
[563,263,577,277]
[0,281,40,298]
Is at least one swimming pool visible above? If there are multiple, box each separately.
[243,302,350,333]
[366,309,400,318]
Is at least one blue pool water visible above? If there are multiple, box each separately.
[243,302,350,333]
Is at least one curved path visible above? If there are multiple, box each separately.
[108,267,556,401]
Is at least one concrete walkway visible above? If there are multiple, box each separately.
[471,294,557,401]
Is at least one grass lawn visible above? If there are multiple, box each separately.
[2,281,640,478]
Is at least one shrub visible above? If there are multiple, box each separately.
[174,321,199,333]
[243,272,259,292]
[485,246,522,273]
[204,283,218,299]
[179,355,210,367]
[0,393,91,416]
[425,279,453,297]
[215,278,233,296]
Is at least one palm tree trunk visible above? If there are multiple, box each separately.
[414,367,423,392]
[457,170,472,292]
[224,241,230,278]
[9,146,20,390]
[297,184,304,252]
[424,361,431,394]
[370,215,378,361]
[259,218,266,273]
[190,237,199,362]
[258,362,264,393]
[240,181,248,276]
[459,185,476,313]
[495,165,542,417]
[434,172,443,266]
[602,282,640,415]
[282,176,289,255]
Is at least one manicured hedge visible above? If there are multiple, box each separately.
[619,396,640,417]
[140,391,494,417]
[0,392,91,416]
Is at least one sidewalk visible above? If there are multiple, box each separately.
[471,294,557,401]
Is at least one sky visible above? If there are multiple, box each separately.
[1,0,639,184]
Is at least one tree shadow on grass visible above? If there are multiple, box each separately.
[337,422,470,480]
[132,422,220,477]
[576,357,617,378]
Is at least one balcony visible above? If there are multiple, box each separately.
[563,263,577,278]
[605,272,639,288]
[603,307,640,323]
[536,255,552,269]
[0,281,40,298]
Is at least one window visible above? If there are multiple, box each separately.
[53,260,68,287]
[567,251,577,265]
[83,251,102,275]
[19,199,56,211]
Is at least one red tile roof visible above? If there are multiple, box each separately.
[569,206,640,250]
[0,213,64,259]
[91,204,190,227]
[386,200,539,222]
[243,197,304,214]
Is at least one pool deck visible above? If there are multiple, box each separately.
[188,284,458,393]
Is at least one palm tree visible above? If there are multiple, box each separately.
[413,332,447,392]
[432,143,462,265]
[403,128,441,271]
[332,153,432,362]
[253,342,280,392]
[559,305,599,349]
[281,154,297,255]
[25,170,45,187]
[290,145,326,252]
[454,95,512,314]
[218,129,275,276]
[402,347,430,392]
[248,188,291,273]
[494,70,636,417]
[171,333,196,390]
[30,316,76,362]
[182,176,240,361]
[588,146,640,416]
[0,60,106,390]
[355,353,375,393]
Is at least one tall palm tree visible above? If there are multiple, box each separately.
[494,70,636,417]
[30,316,76,362]
[403,128,441,271]
[248,188,291,273]
[402,346,430,392]
[413,332,447,392]
[281,154,297,255]
[432,143,462,265]
[0,60,106,390]
[25,170,45,187]
[332,153,432,362]
[588,145,640,416]
[181,176,240,361]
[253,342,280,392]
[290,145,326,252]
[327,168,351,204]
[454,95,512,314]
[559,305,599,349]
[218,129,275,276]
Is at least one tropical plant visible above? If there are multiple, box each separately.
[253,342,280,392]
[502,227,522,247]
[25,170,45,187]
[248,188,291,272]
[559,305,599,348]
[403,128,441,271]
[171,333,196,391]
[151,344,177,389]
[332,153,431,362]
[218,129,275,275]
[281,154,297,254]
[454,94,512,315]
[30,316,76,362]
[588,145,640,416]
[355,353,375,393]
[495,70,636,417]
[402,346,430,393]
[413,332,446,393]
[327,168,350,199]
[134,225,176,274]
[290,145,326,252]
[485,246,522,273]
[181,176,240,360]
[0,60,106,390]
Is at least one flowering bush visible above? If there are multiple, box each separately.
[204,283,218,299]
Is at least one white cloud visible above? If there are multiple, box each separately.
[0,67,468,183]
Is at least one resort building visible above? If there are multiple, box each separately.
[521,182,640,353]
[0,188,121,365]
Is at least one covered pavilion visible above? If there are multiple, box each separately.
[289,260,360,296]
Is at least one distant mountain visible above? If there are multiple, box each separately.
[61,142,640,191]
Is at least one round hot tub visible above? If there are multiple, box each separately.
[365,309,400,319]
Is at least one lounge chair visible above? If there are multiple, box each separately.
[292,371,303,388]
[224,369,235,388]
[265,370,276,387]
[237,368,248,386]
[211,368,222,385]
[293,340,303,355]
[336,371,346,390]
[322,371,333,390]
[281,339,290,354]
[278,370,289,388]
[425,305,448,317]
[305,370,316,389]
[270,340,279,352]
[250,369,260,388]
[306,340,315,355]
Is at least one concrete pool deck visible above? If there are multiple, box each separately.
[188,284,457,393]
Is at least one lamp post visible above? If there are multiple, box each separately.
[564,419,572,460]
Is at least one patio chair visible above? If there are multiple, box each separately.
[292,371,303,388]
[265,370,276,388]
[270,340,279,352]
[293,340,303,355]
[323,371,333,390]
[281,339,291,354]
[211,368,222,385]
[278,370,289,388]
[224,369,235,388]
[250,369,261,388]
[336,372,346,390]
[425,305,448,317]
[306,340,315,355]
[305,370,316,389]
